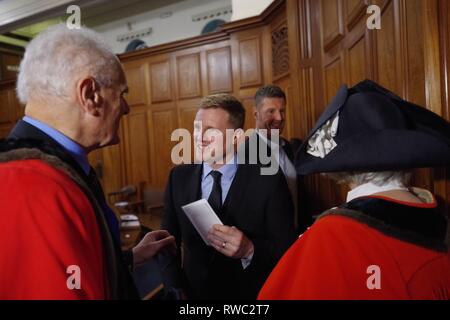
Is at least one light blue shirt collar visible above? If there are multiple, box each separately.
[22,116,90,174]
[201,155,238,204]
[202,155,238,182]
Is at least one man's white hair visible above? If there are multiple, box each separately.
[326,171,411,187]
[17,24,120,104]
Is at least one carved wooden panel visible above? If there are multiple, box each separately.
[347,34,367,86]
[150,109,177,187]
[150,60,172,103]
[321,0,344,51]
[272,23,290,80]
[123,64,147,106]
[239,37,262,88]
[177,53,202,99]
[206,47,233,93]
[125,112,151,186]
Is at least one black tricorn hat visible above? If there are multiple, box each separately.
[295,80,450,175]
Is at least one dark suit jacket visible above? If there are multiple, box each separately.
[8,120,139,299]
[160,162,296,300]
[245,132,312,233]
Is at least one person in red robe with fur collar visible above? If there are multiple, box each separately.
[258,80,450,300]
[0,24,175,299]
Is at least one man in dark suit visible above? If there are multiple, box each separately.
[161,94,296,299]
[0,24,174,299]
[253,84,312,233]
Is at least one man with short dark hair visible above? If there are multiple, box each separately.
[253,84,311,233]
[161,93,296,299]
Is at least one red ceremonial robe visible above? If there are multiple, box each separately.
[258,193,450,300]
[0,159,106,299]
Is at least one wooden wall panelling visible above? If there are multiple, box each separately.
[0,53,21,81]
[101,143,124,200]
[230,28,264,93]
[323,54,345,104]
[178,104,200,133]
[176,52,202,99]
[372,0,404,94]
[269,5,294,138]
[321,0,345,51]
[286,0,303,139]
[403,0,434,194]
[96,124,127,202]
[441,0,450,122]
[240,97,257,130]
[343,11,373,86]
[298,0,326,136]
[281,82,294,139]
[230,27,266,126]
[436,0,450,215]
[124,62,148,107]
[346,33,369,86]
[346,0,368,30]
[0,84,23,139]
[238,35,263,88]
[261,25,274,85]
[206,45,233,93]
[123,111,152,188]
[114,60,149,193]
[177,99,202,164]
[148,106,178,188]
[149,59,173,103]
[422,0,442,116]
[0,89,12,126]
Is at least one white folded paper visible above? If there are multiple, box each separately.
[181,199,223,245]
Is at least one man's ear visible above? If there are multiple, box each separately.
[253,106,258,120]
[77,77,101,116]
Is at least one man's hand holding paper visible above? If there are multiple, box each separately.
[207,224,254,260]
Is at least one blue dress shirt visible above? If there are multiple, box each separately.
[201,156,238,203]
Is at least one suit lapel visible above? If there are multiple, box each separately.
[184,164,203,204]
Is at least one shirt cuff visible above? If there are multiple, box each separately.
[241,251,254,269]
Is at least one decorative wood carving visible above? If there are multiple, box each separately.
[272,24,290,80]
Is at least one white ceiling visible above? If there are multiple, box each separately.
[0,0,185,34]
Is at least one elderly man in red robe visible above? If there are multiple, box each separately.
[0,24,175,299]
